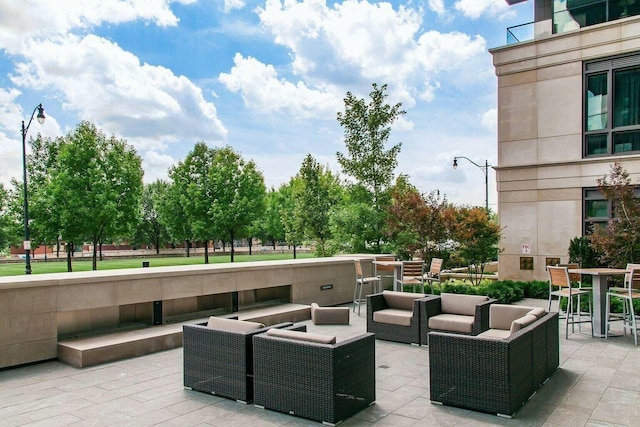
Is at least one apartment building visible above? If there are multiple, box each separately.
[492,0,640,280]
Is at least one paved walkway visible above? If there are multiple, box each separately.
[1,299,640,426]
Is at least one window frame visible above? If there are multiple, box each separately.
[584,54,640,158]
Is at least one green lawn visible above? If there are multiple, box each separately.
[0,252,316,277]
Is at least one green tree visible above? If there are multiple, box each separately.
[133,180,171,253]
[336,83,404,251]
[279,179,304,259]
[0,183,13,252]
[47,121,143,271]
[450,206,502,285]
[209,146,266,262]
[588,162,640,267]
[168,142,218,262]
[385,175,451,261]
[256,187,286,250]
[293,154,342,257]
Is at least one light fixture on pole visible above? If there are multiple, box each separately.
[452,156,491,212]
[21,103,45,275]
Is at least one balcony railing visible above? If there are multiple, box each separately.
[506,21,535,44]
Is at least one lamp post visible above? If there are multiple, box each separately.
[452,156,491,212]
[21,104,46,275]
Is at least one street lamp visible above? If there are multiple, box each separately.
[452,156,491,212]
[21,103,45,275]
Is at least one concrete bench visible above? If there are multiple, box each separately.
[57,303,311,368]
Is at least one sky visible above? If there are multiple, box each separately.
[0,0,532,211]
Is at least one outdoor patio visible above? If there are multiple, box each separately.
[2,298,640,426]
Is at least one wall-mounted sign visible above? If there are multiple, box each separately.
[320,284,333,290]
[521,244,532,254]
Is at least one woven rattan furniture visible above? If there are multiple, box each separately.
[367,290,434,345]
[183,318,297,403]
[429,311,559,418]
[425,293,496,336]
[253,329,376,425]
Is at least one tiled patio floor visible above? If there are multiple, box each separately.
[2,298,640,426]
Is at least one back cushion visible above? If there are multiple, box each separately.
[206,316,264,332]
[382,290,426,310]
[510,314,538,334]
[266,328,336,344]
[489,305,535,330]
[441,293,489,316]
[527,307,547,319]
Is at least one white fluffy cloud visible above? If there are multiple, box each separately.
[230,0,488,113]
[481,108,497,133]
[428,0,446,15]
[219,53,342,119]
[454,0,515,20]
[0,0,196,51]
[10,34,227,151]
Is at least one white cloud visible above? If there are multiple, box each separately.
[247,0,488,111]
[481,108,497,133]
[142,151,176,183]
[454,0,515,20]
[0,0,196,51]
[219,53,342,120]
[428,0,446,15]
[10,34,227,151]
[224,0,246,12]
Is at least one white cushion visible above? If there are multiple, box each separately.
[206,316,265,332]
[510,314,538,334]
[265,328,336,344]
[440,293,489,316]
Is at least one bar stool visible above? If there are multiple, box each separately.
[353,259,381,316]
[606,267,640,345]
[547,265,593,339]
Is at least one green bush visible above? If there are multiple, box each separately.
[439,279,548,304]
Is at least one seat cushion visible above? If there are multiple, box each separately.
[373,308,414,326]
[265,328,336,344]
[428,313,475,333]
[510,314,538,334]
[382,290,426,310]
[206,316,265,332]
[310,303,350,325]
[477,328,512,339]
[440,293,489,316]
[489,305,535,330]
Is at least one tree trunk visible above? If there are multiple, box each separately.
[67,243,73,272]
[186,240,190,257]
[248,238,253,255]
[293,244,297,259]
[230,230,235,262]
[272,239,276,250]
[204,240,209,264]
[92,242,98,270]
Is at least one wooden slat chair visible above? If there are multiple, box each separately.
[423,258,443,293]
[353,259,381,316]
[547,265,593,339]
[606,267,640,345]
[374,255,396,291]
[396,260,425,293]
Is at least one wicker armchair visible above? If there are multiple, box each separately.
[183,318,298,403]
[253,330,376,425]
[429,311,559,417]
[367,291,434,345]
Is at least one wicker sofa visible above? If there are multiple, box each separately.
[253,328,376,425]
[367,290,435,345]
[183,317,300,403]
[428,306,559,417]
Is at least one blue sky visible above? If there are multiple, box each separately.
[0,0,532,210]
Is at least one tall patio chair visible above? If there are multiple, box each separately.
[396,260,425,293]
[423,258,443,293]
[547,265,593,339]
[606,267,640,345]
[374,255,396,291]
[353,259,381,316]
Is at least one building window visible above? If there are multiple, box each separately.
[585,54,640,157]
[583,186,640,234]
[556,0,640,34]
